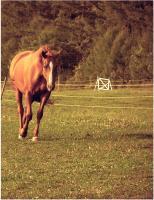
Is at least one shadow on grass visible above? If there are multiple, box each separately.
[124,132,153,150]
[41,132,103,142]
[124,133,153,140]
[142,144,153,149]
[40,132,153,144]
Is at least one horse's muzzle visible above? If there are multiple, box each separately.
[47,84,52,91]
[47,84,55,91]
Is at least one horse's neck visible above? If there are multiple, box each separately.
[35,47,43,57]
[33,75,46,92]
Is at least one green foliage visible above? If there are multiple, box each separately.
[76,1,153,81]
[129,31,153,80]
[1,1,153,81]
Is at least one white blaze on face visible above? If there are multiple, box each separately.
[47,61,53,91]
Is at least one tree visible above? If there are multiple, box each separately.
[1,1,153,81]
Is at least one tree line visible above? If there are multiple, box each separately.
[2,1,153,82]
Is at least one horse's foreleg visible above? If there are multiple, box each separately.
[33,104,44,142]
[20,92,32,138]
[33,94,50,142]
[22,106,27,125]
[16,90,24,134]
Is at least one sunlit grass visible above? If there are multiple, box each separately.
[1,88,153,199]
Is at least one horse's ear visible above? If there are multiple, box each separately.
[42,50,47,58]
[52,49,62,57]
[57,49,62,55]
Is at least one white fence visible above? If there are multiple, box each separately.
[1,79,153,91]
[1,79,153,111]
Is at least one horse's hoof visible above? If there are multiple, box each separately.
[18,134,25,140]
[32,137,38,142]
[19,128,27,138]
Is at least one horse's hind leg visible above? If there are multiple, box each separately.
[16,90,24,138]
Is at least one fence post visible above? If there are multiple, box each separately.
[1,76,8,100]
[57,74,60,91]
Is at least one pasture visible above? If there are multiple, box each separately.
[1,87,153,199]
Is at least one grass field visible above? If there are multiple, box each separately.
[1,87,153,199]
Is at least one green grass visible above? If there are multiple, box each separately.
[2,88,153,199]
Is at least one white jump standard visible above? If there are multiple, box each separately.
[95,77,112,90]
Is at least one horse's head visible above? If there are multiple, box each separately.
[40,45,61,91]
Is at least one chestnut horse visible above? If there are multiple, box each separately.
[9,45,61,142]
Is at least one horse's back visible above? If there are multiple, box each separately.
[10,51,33,80]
